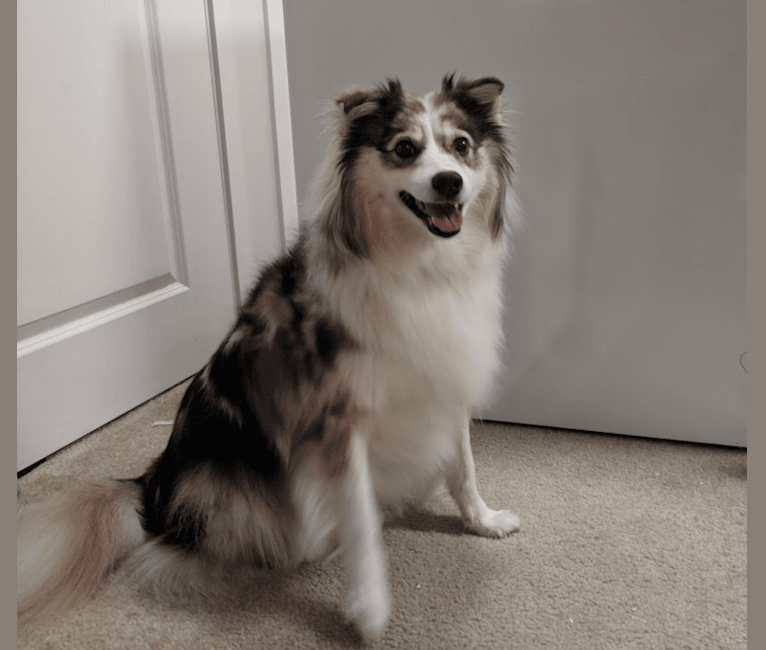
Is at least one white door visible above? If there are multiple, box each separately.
[17,0,296,471]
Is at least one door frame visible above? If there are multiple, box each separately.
[213,0,299,300]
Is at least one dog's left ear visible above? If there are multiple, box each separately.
[442,75,505,119]
[464,77,504,113]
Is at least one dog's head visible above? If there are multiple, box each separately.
[316,75,514,264]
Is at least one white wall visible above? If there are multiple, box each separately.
[282,0,746,445]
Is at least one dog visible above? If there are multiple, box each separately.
[17,74,521,641]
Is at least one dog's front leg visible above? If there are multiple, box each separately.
[334,433,391,641]
[447,417,521,538]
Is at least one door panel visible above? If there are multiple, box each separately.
[17,2,175,325]
[17,0,243,470]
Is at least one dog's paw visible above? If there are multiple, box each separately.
[346,583,391,642]
[466,507,520,538]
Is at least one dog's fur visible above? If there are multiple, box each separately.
[17,74,521,641]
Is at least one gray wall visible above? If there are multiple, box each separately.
[282,0,746,445]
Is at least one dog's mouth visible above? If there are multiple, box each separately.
[399,191,463,238]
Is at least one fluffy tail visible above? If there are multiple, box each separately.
[17,480,144,631]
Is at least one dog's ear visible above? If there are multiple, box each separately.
[335,79,403,124]
[441,74,505,119]
[336,89,378,122]
[464,78,504,114]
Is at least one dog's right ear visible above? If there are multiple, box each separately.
[336,89,378,121]
[335,79,403,124]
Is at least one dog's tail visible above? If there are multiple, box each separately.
[17,479,144,630]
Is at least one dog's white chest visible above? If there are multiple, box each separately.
[446,268,505,407]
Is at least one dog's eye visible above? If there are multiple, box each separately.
[394,140,417,159]
[454,137,470,155]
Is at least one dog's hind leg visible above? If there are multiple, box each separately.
[446,416,521,538]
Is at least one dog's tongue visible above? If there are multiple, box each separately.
[424,202,462,234]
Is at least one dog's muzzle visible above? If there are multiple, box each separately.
[399,191,463,238]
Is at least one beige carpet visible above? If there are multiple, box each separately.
[17,380,747,649]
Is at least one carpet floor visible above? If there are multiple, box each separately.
[17,380,747,650]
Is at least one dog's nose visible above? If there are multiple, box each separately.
[432,171,463,200]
